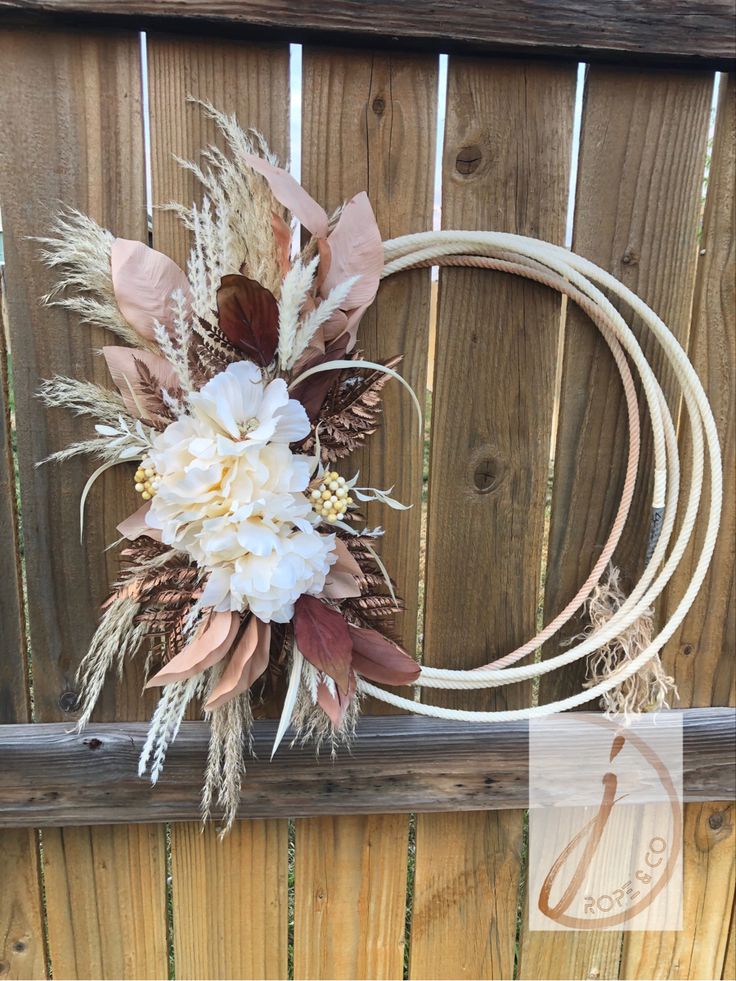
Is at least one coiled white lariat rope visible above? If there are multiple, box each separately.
[355,232,722,722]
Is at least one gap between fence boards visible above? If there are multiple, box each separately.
[0,708,733,827]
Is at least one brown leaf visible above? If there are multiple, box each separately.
[216,273,279,365]
[293,595,353,694]
[289,333,350,420]
[348,625,420,685]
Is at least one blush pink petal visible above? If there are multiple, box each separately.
[320,309,349,344]
[117,503,161,541]
[317,671,356,729]
[241,153,329,238]
[111,238,192,342]
[271,212,292,277]
[321,570,362,601]
[103,346,180,420]
[204,617,271,710]
[146,612,239,687]
[333,537,363,577]
[320,192,383,312]
[320,538,363,598]
[343,302,371,351]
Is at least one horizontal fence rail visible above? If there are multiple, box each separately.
[0,709,733,827]
[0,0,734,67]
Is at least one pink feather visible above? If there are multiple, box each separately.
[111,239,192,342]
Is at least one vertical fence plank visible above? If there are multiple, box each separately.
[0,27,168,980]
[0,282,46,980]
[295,48,437,981]
[146,35,291,980]
[725,900,736,981]
[520,67,713,981]
[619,71,736,981]
[410,58,575,981]
[540,67,713,703]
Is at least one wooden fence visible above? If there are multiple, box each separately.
[0,2,734,978]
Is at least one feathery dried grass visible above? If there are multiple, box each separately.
[35,209,152,349]
[277,256,319,369]
[201,678,254,835]
[579,566,678,720]
[38,376,128,424]
[139,675,204,783]
[291,659,362,756]
[76,595,146,728]
[165,98,287,359]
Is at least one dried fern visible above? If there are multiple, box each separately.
[302,356,402,462]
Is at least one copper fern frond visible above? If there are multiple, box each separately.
[302,355,403,463]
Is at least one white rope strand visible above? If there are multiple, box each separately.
[358,231,722,721]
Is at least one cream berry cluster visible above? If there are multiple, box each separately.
[310,471,353,524]
[133,458,161,501]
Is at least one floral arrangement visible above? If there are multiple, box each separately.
[38,100,718,834]
[39,102,420,829]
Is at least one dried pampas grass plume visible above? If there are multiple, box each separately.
[35,209,154,350]
[579,565,678,720]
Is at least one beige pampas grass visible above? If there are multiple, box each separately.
[139,675,203,784]
[35,209,153,350]
[292,660,362,756]
[166,99,288,352]
[201,678,254,836]
[76,595,147,728]
[277,255,319,369]
[580,565,678,720]
[38,376,128,424]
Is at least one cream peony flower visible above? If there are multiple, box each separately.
[145,361,337,622]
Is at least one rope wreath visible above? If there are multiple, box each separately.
[38,104,722,829]
[352,231,722,721]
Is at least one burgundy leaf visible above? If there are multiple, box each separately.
[293,595,353,694]
[216,273,279,365]
[289,333,350,419]
[348,625,420,685]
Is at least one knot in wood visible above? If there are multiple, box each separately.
[622,248,639,266]
[708,811,724,831]
[371,95,386,115]
[11,943,26,954]
[58,690,80,713]
[455,144,482,175]
[473,456,504,494]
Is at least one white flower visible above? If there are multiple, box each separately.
[145,361,337,622]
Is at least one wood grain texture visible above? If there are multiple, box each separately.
[411,57,575,981]
[522,64,714,981]
[619,73,736,981]
[0,282,46,981]
[146,35,290,981]
[540,67,713,706]
[724,899,736,980]
[1,710,733,826]
[0,26,168,980]
[0,0,734,67]
[294,48,436,981]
